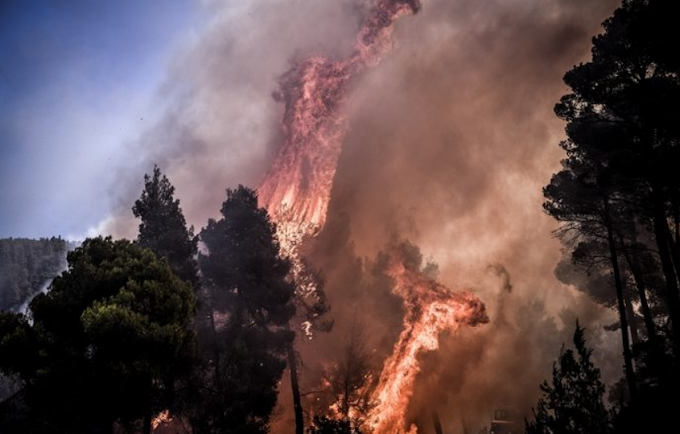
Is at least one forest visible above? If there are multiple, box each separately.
[1,0,679,433]
[0,237,72,312]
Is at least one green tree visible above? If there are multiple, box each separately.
[132,165,199,412]
[193,186,295,434]
[0,237,196,434]
[526,322,611,434]
[133,165,199,287]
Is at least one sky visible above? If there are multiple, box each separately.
[0,0,203,239]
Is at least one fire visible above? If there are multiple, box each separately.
[258,0,421,241]
[367,251,488,434]
[256,0,489,433]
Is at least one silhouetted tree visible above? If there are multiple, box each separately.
[132,165,199,413]
[308,416,363,434]
[0,237,196,434]
[133,165,199,287]
[548,0,680,351]
[194,186,295,434]
[328,317,372,421]
[545,0,680,403]
[526,322,611,434]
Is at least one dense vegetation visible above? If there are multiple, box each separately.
[527,0,680,432]
[0,237,72,311]
[0,168,306,434]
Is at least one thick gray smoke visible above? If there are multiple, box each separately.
[103,0,625,432]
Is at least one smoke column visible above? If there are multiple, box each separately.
[258,0,422,237]
[256,2,489,433]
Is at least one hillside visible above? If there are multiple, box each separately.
[0,237,73,312]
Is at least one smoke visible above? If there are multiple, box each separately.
[101,0,625,431]
[316,0,624,430]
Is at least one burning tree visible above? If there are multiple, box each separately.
[254,1,489,432]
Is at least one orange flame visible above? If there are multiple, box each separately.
[367,251,488,434]
[258,0,420,239]
[256,1,489,432]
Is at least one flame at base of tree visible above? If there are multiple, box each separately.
[366,250,488,434]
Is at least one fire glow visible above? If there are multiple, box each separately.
[257,1,488,432]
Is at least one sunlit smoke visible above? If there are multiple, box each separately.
[258,0,421,299]
[255,1,489,432]
[258,0,421,238]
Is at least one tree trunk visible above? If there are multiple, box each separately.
[674,207,679,248]
[207,295,222,388]
[431,410,445,434]
[603,199,637,398]
[286,325,304,434]
[620,244,659,345]
[143,377,153,434]
[164,371,176,415]
[624,288,641,348]
[651,200,680,354]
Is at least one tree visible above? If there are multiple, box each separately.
[0,237,196,434]
[308,416,363,434]
[133,165,199,287]
[132,165,199,413]
[328,317,372,422]
[526,322,611,434]
[544,0,680,400]
[548,0,680,351]
[194,186,295,434]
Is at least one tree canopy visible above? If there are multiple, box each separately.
[133,165,199,287]
[526,323,611,434]
[544,0,680,399]
[191,186,295,434]
[0,237,196,434]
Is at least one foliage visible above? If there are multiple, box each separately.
[328,318,373,420]
[526,322,611,434]
[192,186,295,434]
[308,416,363,434]
[133,165,199,287]
[0,237,71,311]
[0,237,196,433]
[543,0,680,403]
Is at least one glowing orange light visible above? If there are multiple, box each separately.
[256,2,488,433]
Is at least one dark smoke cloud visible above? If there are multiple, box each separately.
[103,0,625,431]
[317,0,624,430]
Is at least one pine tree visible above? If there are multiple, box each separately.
[194,186,295,434]
[132,165,199,415]
[526,322,610,434]
[133,165,199,287]
[0,237,196,434]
